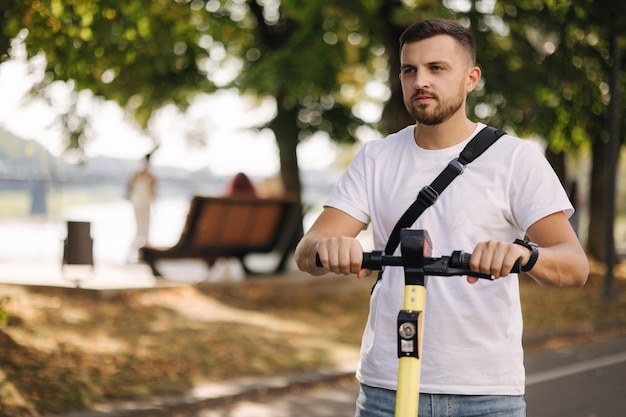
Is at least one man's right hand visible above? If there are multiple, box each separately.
[315,236,371,278]
[294,207,370,278]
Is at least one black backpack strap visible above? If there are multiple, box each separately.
[371,126,506,292]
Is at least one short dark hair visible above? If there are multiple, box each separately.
[399,18,476,66]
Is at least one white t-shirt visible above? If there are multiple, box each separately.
[325,123,573,395]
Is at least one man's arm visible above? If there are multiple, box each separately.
[469,211,589,287]
[524,211,589,287]
[295,207,370,278]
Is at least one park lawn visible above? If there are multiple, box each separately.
[0,261,625,417]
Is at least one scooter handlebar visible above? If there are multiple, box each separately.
[315,251,521,280]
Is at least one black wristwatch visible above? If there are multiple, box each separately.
[513,239,539,272]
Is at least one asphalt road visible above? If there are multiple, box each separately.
[525,333,626,417]
[199,333,626,417]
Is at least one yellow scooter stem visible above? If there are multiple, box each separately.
[395,284,426,417]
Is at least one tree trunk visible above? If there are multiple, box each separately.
[587,139,608,260]
[270,96,304,242]
[269,95,301,199]
[278,128,301,199]
[544,147,566,186]
[379,2,414,135]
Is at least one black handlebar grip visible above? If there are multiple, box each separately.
[450,250,522,274]
[317,250,522,274]
[449,250,471,268]
[362,250,384,270]
[316,251,384,269]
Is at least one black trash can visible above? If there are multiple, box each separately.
[62,221,94,267]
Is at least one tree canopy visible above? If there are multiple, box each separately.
[464,0,626,259]
[2,0,625,258]
[2,0,383,196]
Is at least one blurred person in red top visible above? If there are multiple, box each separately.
[224,172,257,197]
[211,172,258,280]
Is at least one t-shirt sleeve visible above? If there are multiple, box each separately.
[325,146,371,225]
[510,141,574,232]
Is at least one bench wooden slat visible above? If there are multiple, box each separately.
[139,195,302,276]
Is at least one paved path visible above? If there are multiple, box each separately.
[188,333,626,417]
[0,208,204,290]
[198,383,359,417]
[0,216,293,290]
[0,259,163,289]
[525,332,626,417]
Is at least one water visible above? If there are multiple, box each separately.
[0,195,374,288]
[0,197,204,288]
[0,197,190,264]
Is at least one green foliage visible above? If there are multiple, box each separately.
[464,0,625,154]
[457,1,626,258]
[2,0,220,127]
[1,1,389,194]
[0,296,9,326]
[1,0,625,200]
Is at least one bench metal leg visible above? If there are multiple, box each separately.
[146,259,163,277]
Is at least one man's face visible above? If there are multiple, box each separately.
[399,35,475,125]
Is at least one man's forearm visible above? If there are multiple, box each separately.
[295,231,329,276]
[525,243,588,288]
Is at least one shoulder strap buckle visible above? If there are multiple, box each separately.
[447,158,464,175]
[417,185,439,206]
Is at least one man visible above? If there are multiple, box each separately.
[295,18,588,417]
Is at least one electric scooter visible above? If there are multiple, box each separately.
[317,228,519,417]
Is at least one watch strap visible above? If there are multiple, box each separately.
[513,239,539,272]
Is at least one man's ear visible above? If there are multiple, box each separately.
[466,66,481,93]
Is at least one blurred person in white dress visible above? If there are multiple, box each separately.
[126,152,157,262]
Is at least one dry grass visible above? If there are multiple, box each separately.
[520,259,626,348]
[1,264,626,417]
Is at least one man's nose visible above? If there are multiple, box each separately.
[413,71,429,89]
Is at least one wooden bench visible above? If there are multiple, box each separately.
[139,195,302,277]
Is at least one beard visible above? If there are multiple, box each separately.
[405,85,465,126]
